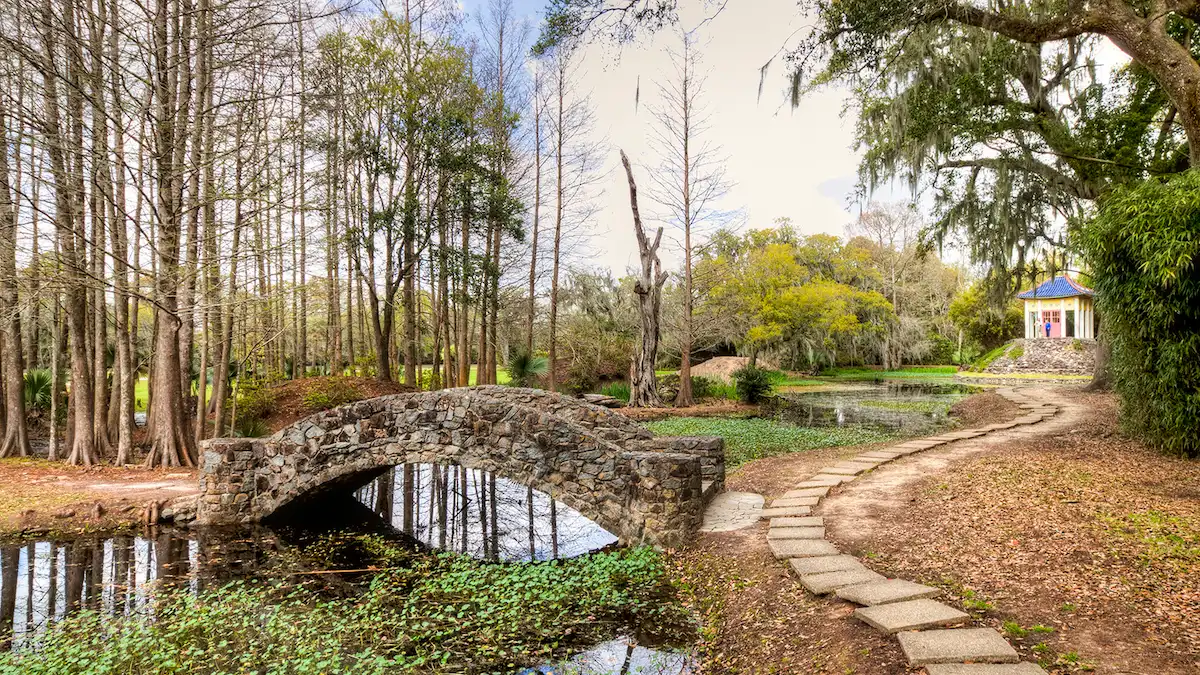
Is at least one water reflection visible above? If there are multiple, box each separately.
[771,382,981,432]
[353,464,619,562]
[0,535,201,650]
[0,466,633,666]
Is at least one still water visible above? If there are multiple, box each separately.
[0,464,689,673]
[770,381,982,433]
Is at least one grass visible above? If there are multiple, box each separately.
[599,381,631,403]
[817,366,958,380]
[959,371,1092,380]
[416,364,511,385]
[645,417,899,469]
[776,377,825,387]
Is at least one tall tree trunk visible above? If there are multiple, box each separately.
[0,90,29,458]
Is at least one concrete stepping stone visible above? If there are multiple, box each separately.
[810,473,854,484]
[782,487,830,498]
[820,466,863,476]
[799,568,884,595]
[770,516,823,527]
[761,506,812,518]
[836,460,881,470]
[769,538,840,559]
[897,628,1019,665]
[836,579,941,606]
[898,440,941,449]
[788,554,865,575]
[771,497,819,508]
[857,452,900,461]
[798,476,845,487]
[924,663,1048,675]
[852,599,969,634]
[767,526,826,540]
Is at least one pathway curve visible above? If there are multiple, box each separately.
[761,387,1061,674]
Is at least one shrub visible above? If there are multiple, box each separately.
[599,381,631,403]
[732,365,774,404]
[235,380,277,421]
[507,351,549,387]
[300,379,360,412]
[689,375,718,399]
[1082,170,1200,457]
[23,369,52,410]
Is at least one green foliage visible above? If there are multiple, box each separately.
[696,227,894,370]
[507,351,549,388]
[23,369,52,411]
[234,381,277,422]
[972,344,1009,371]
[599,381,631,403]
[732,365,774,404]
[948,283,1024,351]
[234,416,270,439]
[1082,170,1200,456]
[0,545,689,675]
[646,416,898,469]
[300,379,361,413]
[1008,345,1024,361]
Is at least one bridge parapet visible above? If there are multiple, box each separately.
[196,387,723,549]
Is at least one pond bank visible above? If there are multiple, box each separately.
[0,460,197,540]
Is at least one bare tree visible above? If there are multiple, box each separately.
[620,150,666,408]
[647,31,730,407]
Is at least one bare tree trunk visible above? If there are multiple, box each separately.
[0,88,28,457]
[621,150,666,408]
[525,73,542,357]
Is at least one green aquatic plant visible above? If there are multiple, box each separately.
[0,545,692,675]
[646,417,898,469]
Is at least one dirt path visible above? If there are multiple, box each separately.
[0,459,198,537]
[672,390,1025,674]
[822,387,1200,674]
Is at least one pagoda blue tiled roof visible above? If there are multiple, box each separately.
[1017,275,1095,299]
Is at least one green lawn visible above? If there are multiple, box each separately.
[418,364,510,385]
[818,366,959,380]
[646,416,900,470]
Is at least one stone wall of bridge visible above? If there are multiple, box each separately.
[195,387,723,548]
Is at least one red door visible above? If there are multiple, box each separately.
[1041,310,1061,338]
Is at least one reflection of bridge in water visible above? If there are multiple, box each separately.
[198,387,726,548]
[354,463,617,562]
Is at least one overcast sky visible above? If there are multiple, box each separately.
[457,0,1134,277]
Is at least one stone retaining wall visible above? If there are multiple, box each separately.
[984,338,1096,375]
[195,387,722,549]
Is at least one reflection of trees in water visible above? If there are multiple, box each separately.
[355,464,618,562]
[0,536,198,650]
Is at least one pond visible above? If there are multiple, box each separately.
[769,381,983,433]
[0,464,694,674]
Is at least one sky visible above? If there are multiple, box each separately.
[455,0,1135,277]
[457,0,882,275]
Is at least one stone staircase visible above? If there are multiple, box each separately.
[764,388,1058,674]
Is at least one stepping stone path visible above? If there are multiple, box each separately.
[698,491,764,532]
[761,387,1055,674]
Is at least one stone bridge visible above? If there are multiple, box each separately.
[194,386,725,548]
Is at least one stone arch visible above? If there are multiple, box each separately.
[196,387,724,548]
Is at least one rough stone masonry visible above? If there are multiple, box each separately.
[194,386,724,548]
